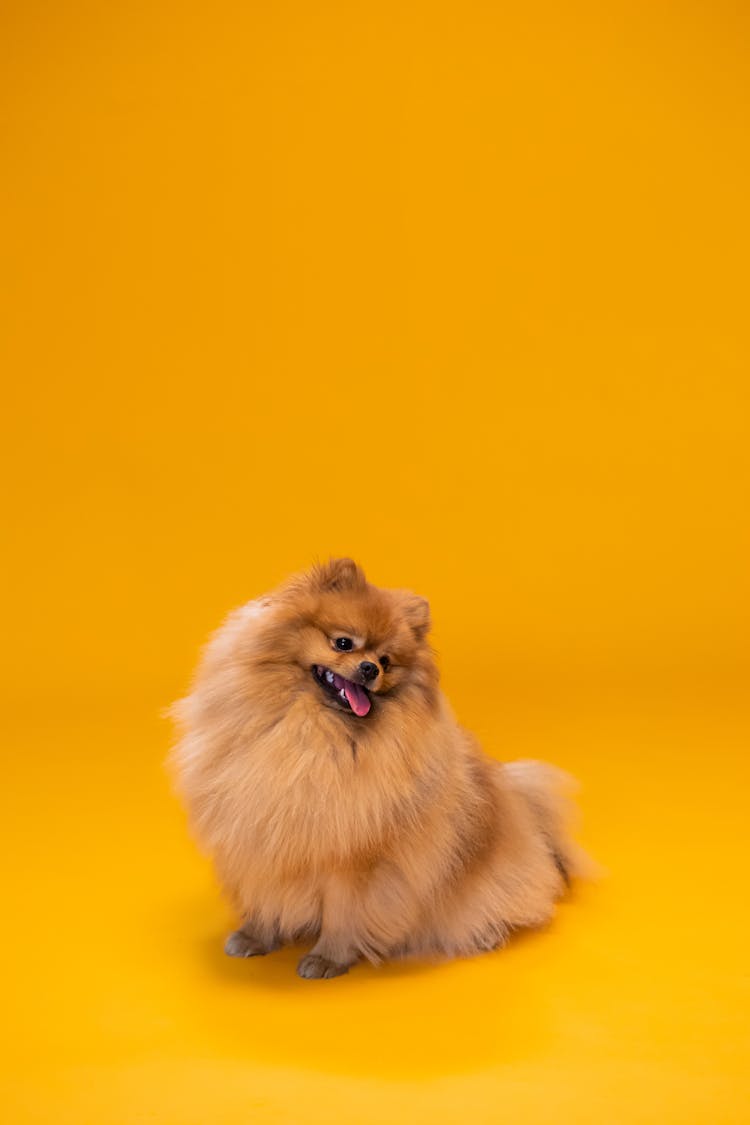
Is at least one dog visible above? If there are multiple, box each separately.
[170,558,587,978]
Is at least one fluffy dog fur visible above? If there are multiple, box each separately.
[170,558,587,979]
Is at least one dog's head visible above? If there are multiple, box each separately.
[267,558,436,719]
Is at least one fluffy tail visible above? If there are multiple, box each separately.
[502,759,594,882]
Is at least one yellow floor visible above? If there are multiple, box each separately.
[3,1,750,1121]
[3,690,749,1124]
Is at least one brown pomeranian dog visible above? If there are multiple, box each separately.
[170,558,588,979]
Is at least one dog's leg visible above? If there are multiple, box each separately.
[296,869,419,980]
[296,872,364,979]
[225,918,281,958]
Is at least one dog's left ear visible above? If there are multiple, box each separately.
[400,592,431,640]
[310,557,366,593]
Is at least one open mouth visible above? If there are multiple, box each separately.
[311,664,372,717]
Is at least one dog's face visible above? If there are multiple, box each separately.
[271,558,435,720]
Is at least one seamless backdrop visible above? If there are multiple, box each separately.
[2,3,749,1124]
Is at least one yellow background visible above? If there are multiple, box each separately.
[2,2,749,1122]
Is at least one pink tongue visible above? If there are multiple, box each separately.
[343,680,371,717]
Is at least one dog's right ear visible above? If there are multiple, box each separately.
[309,557,366,593]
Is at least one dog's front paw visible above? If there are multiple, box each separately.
[224,929,276,958]
[297,953,350,980]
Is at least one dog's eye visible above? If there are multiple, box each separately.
[334,637,354,651]
[379,654,390,671]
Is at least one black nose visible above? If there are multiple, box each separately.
[359,661,379,682]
